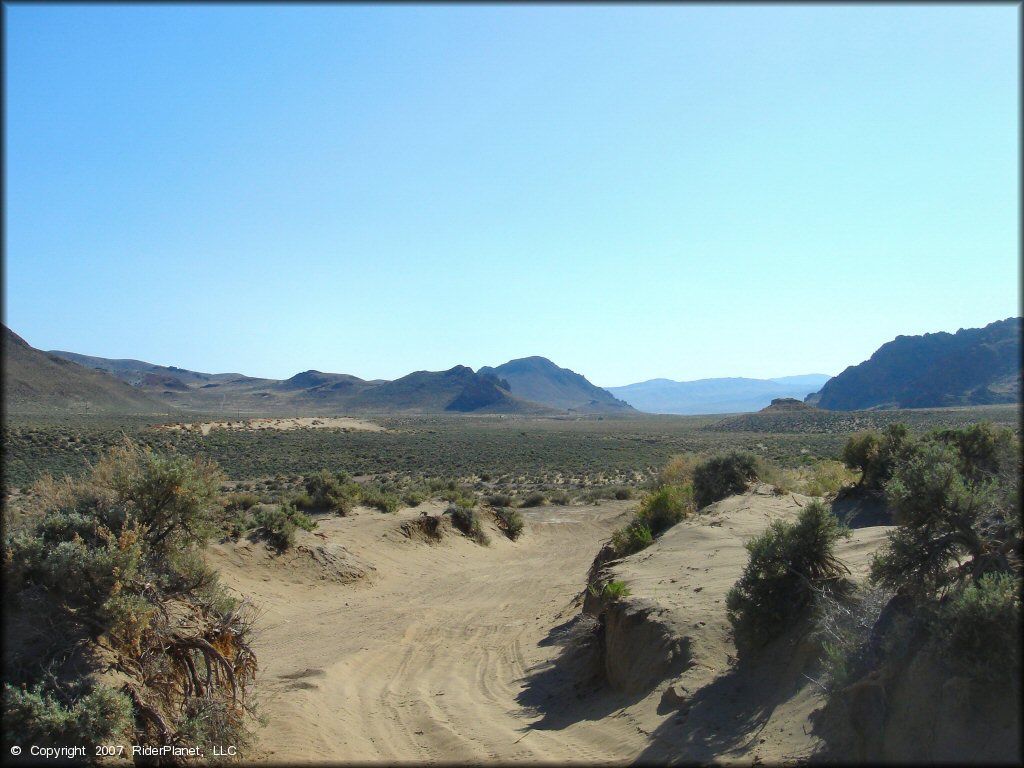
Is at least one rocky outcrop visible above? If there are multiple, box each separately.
[809,317,1021,410]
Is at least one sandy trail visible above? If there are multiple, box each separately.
[210,501,647,764]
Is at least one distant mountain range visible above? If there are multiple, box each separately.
[605,374,831,415]
[6,316,1019,417]
[4,329,633,416]
[807,317,1021,410]
[3,328,167,414]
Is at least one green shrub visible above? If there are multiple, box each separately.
[2,683,134,753]
[439,485,476,508]
[928,421,1018,485]
[224,491,260,512]
[603,580,631,600]
[658,453,701,488]
[494,508,525,540]
[299,470,359,514]
[176,696,258,760]
[253,502,316,551]
[842,423,911,491]
[611,519,654,557]
[291,491,315,508]
[547,489,572,506]
[937,572,1020,684]
[485,493,516,508]
[804,460,858,497]
[451,493,477,510]
[361,487,401,514]
[869,440,1015,595]
[588,579,631,600]
[448,505,489,545]
[613,487,634,500]
[727,500,850,648]
[811,585,894,692]
[581,486,621,503]
[636,484,693,536]
[402,490,428,507]
[606,484,693,558]
[428,478,455,494]
[224,506,256,540]
[841,423,1024,695]
[520,491,547,508]
[820,639,853,691]
[693,452,758,509]
[1,440,260,759]
[753,457,795,495]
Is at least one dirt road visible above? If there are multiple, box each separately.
[210,501,649,763]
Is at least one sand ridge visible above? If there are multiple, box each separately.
[595,485,893,764]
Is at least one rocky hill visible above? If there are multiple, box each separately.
[478,356,633,413]
[343,366,548,414]
[809,318,1021,410]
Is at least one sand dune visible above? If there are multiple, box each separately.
[155,416,384,436]
[208,492,891,763]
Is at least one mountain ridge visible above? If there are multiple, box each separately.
[4,328,168,414]
[809,317,1021,410]
[35,341,616,415]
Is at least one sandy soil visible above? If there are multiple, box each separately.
[154,416,384,437]
[208,490,891,764]
[597,485,892,765]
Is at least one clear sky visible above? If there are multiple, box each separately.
[4,4,1019,387]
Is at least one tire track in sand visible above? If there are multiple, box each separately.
[212,502,646,763]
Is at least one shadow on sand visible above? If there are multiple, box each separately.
[514,613,648,733]
[635,632,822,765]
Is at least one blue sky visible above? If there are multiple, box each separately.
[4,4,1019,386]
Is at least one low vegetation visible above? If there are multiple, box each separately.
[3,440,260,759]
[252,502,317,551]
[608,448,858,561]
[606,451,723,558]
[294,469,361,514]
[448,505,489,546]
[752,457,858,498]
[657,452,701,488]
[937,571,1020,683]
[865,423,1021,681]
[809,422,1022,705]
[3,683,135,756]
[841,423,912,491]
[492,507,525,540]
[726,500,851,649]
[519,491,548,508]
[812,585,894,691]
[8,407,1015,496]
[693,451,759,509]
[610,482,696,557]
[588,579,631,601]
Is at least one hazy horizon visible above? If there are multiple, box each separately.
[5,5,1019,385]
